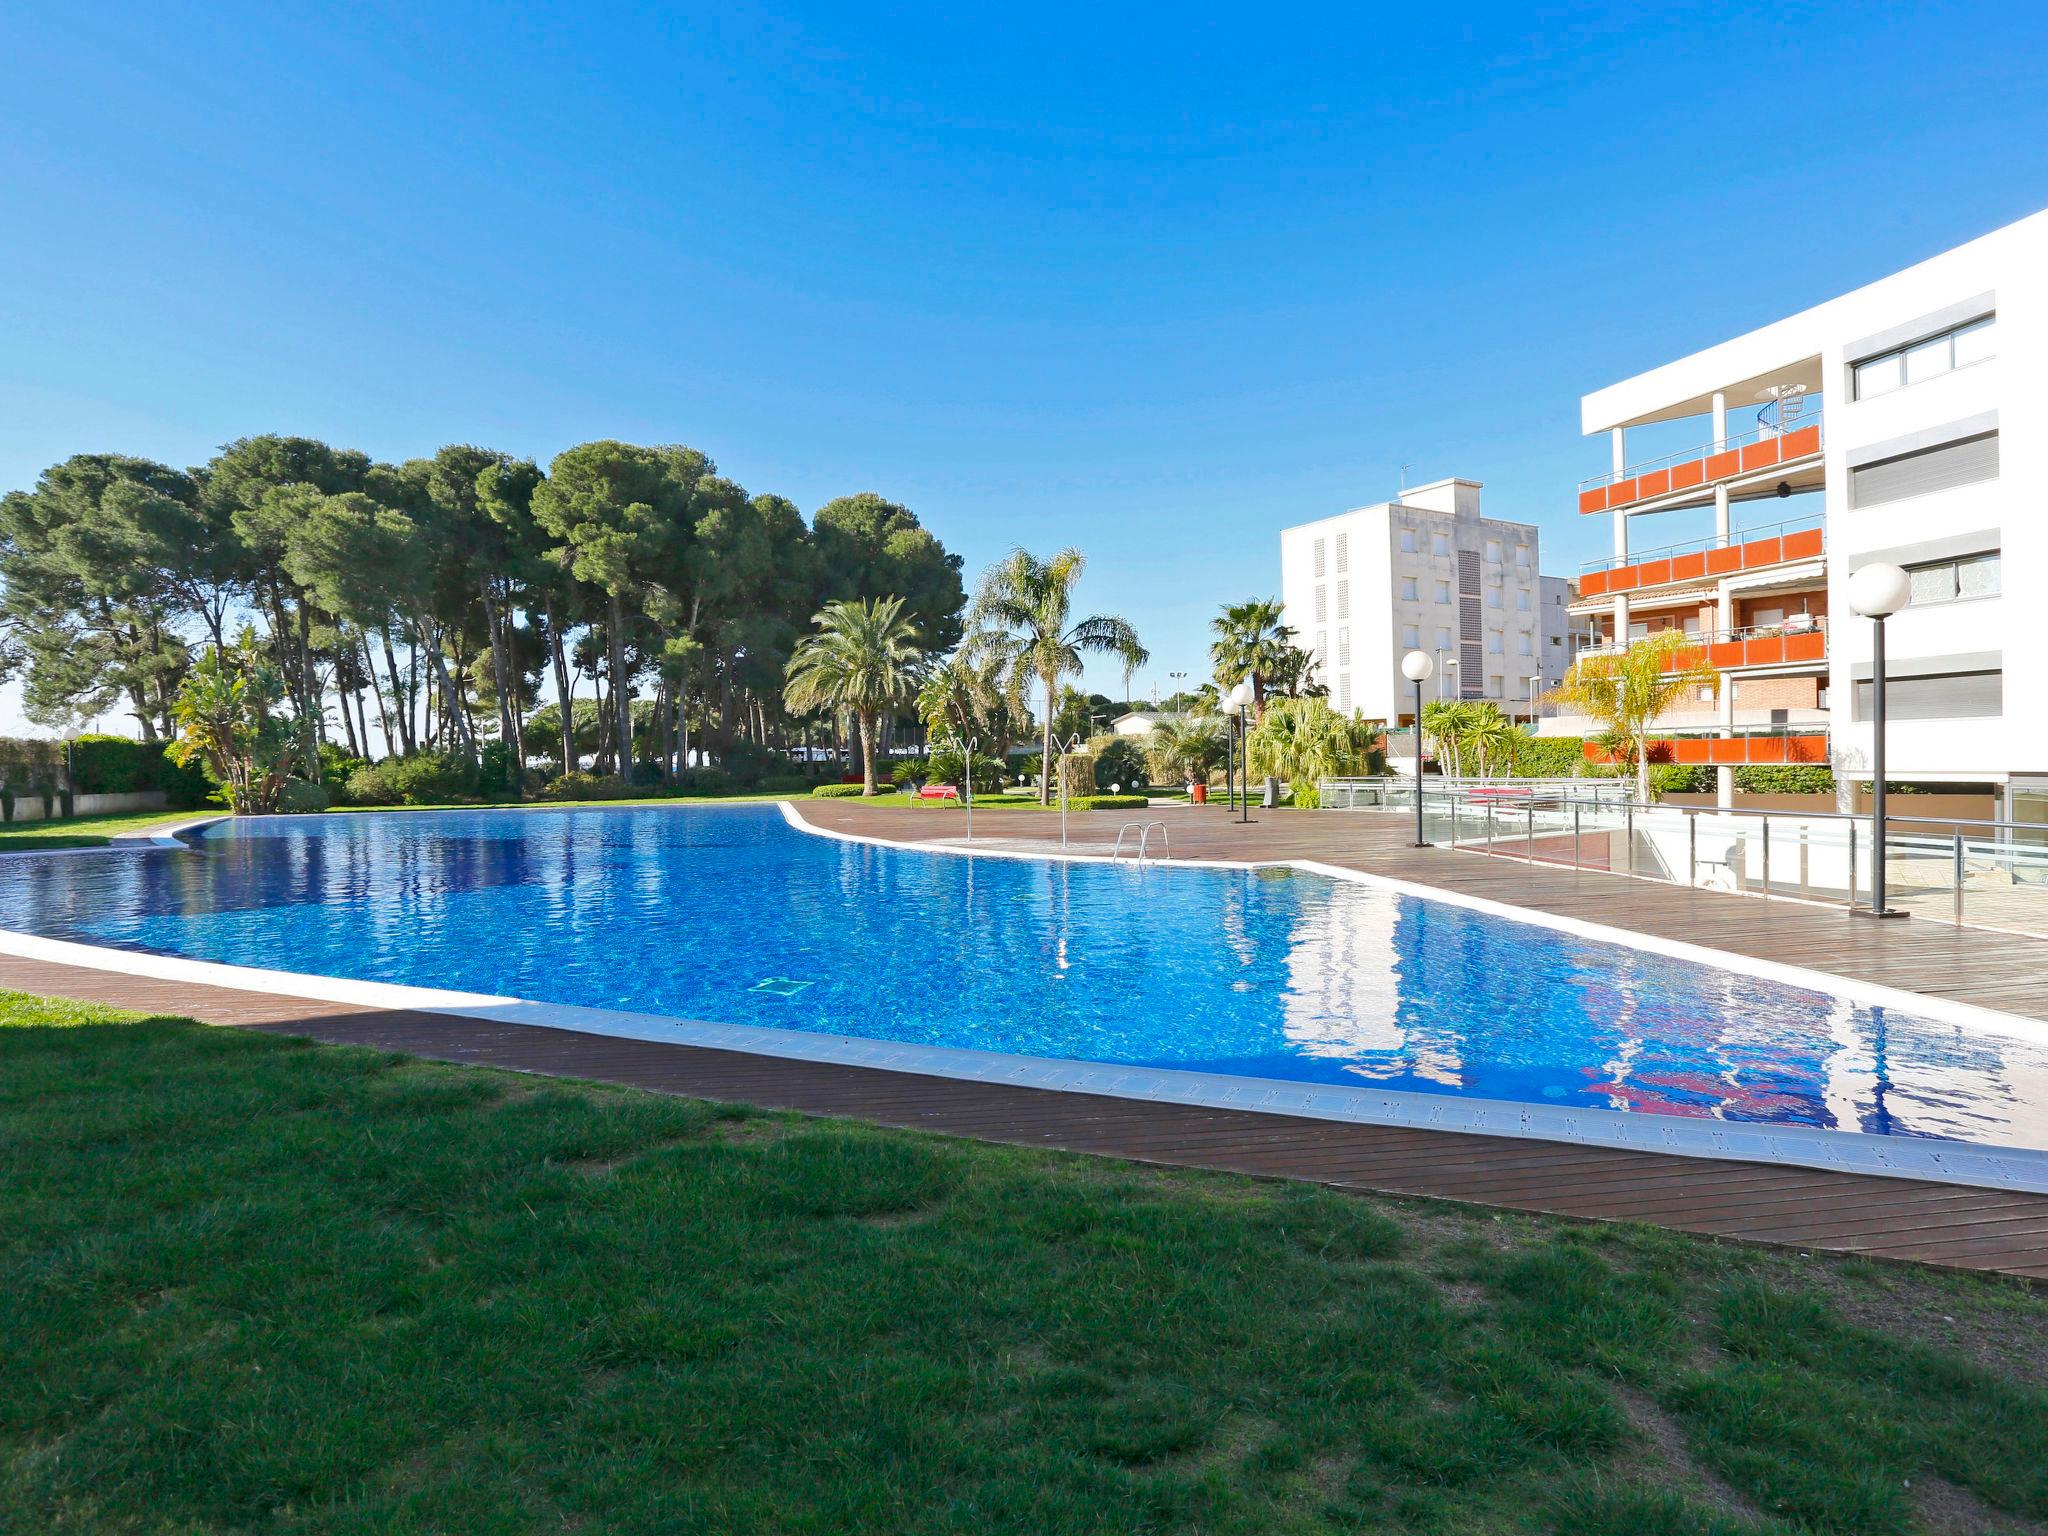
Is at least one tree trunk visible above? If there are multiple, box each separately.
[362,634,394,759]
[858,710,879,795]
[297,602,321,781]
[423,622,476,757]
[607,591,632,778]
[378,627,410,755]
[546,605,576,775]
[480,578,516,787]
[1039,675,1056,805]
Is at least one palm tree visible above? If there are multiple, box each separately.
[916,647,1012,755]
[1547,630,1716,800]
[1145,713,1226,787]
[967,548,1147,805]
[1208,599,1295,714]
[1245,697,1374,807]
[784,596,928,796]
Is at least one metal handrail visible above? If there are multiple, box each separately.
[1112,819,1170,865]
[1579,408,1826,493]
[1578,509,1824,576]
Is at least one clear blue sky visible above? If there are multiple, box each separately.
[4,0,2046,732]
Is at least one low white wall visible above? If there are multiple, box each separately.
[2,789,168,824]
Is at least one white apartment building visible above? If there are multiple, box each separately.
[1278,478,1573,726]
[1570,205,2046,823]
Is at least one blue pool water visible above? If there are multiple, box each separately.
[3,804,2045,1149]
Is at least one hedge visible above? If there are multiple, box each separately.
[810,784,870,798]
[1068,794,1149,811]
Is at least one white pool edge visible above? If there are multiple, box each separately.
[0,799,2042,1196]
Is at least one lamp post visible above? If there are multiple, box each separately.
[1848,562,1912,919]
[1222,681,1255,824]
[1524,673,1544,731]
[1402,651,1434,846]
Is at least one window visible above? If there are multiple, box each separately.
[1317,630,1328,660]
[1905,552,2001,605]
[1514,544,1531,567]
[1431,532,1449,556]
[1313,538,1326,577]
[1485,539,1503,562]
[1750,607,1785,629]
[1515,589,1530,612]
[1398,529,1416,553]
[1399,625,1416,650]
[1485,588,1501,609]
[1435,580,1450,603]
[1516,634,1532,656]
[1336,580,1350,619]
[1400,577,1418,600]
[1682,615,1703,638]
[1852,315,1996,399]
[1486,634,1503,654]
[1338,677,1351,711]
[1314,585,1327,623]
[1849,432,1999,508]
[1434,628,1452,650]
[1853,669,2002,721]
[1334,532,1349,573]
[1488,675,1504,696]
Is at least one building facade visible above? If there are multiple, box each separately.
[1278,478,1574,726]
[1564,206,2045,824]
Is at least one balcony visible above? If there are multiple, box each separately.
[1583,728,1830,767]
[1578,414,1823,517]
[1578,616,1828,673]
[1578,512,1823,599]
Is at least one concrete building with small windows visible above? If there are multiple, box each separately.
[1566,204,2045,821]
[1277,478,1575,727]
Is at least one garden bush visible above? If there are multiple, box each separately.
[1087,736,1149,795]
[477,741,518,795]
[67,734,156,795]
[1070,794,1148,811]
[344,752,478,807]
[275,780,331,814]
[1056,751,1096,798]
[810,783,869,798]
[926,745,1004,794]
[1512,736,1594,778]
[1734,765,1835,794]
[1649,764,1713,796]
[716,740,787,790]
[541,771,632,801]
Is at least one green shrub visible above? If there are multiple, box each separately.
[1649,764,1713,797]
[1070,794,1148,811]
[1734,765,1835,795]
[68,734,155,795]
[810,783,869,798]
[1513,736,1593,777]
[759,773,812,794]
[344,752,478,807]
[477,740,519,795]
[926,745,1004,794]
[541,771,633,801]
[1012,751,1043,785]
[1056,752,1096,798]
[154,744,215,809]
[275,780,331,814]
[341,761,400,807]
[1088,736,1149,795]
[318,742,368,785]
[716,740,788,790]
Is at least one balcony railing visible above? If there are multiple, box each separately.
[1584,726,1830,767]
[1579,412,1824,516]
[1578,510,1823,597]
[1578,615,1828,672]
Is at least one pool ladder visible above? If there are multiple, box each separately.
[1111,820,1169,866]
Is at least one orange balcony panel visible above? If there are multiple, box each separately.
[1705,546,1742,576]
[1781,425,1821,460]
[1743,635,1787,667]
[1671,552,1707,582]
[1610,566,1640,592]
[1670,460,1705,492]
[1609,477,1639,506]
[1639,558,1673,587]
[1784,630,1825,664]
[1669,738,1708,764]
[1741,536,1784,569]
[1637,468,1671,499]
[1707,641,1744,670]
[1666,645,1708,673]
[1579,487,1608,515]
[1580,569,1610,597]
[1710,738,1751,765]
[1784,527,1823,561]
[1787,734,1828,763]
[1705,449,1741,481]
[1739,439,1779,473]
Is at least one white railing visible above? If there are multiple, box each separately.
[1579,408,1826,494]
[1578,509,1824,577]
[1328,778,2048,939]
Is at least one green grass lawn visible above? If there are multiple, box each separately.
[4,992,2046,1534]
[0,809,212,854]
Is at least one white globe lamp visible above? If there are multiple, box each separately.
[1848,562,1911,916]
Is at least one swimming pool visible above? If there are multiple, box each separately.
[4,804,2046,1163]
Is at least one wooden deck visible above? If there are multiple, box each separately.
[2,799,2046,1279]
